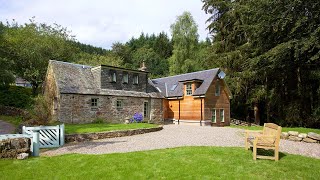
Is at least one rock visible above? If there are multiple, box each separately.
[288,131,299,136]
[298,133,307,138]
[307,132,320,141]
[281,132,289,139]
[1,138,31,159]
[17,153,29,160]
[288,136,302,141]
[303,138,318,143]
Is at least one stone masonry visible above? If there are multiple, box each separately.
[58,94,163,124]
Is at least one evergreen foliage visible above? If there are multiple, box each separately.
[203,0,320,127]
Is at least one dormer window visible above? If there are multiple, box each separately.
[186,83,192,95]
[133,74,139,84]
[215,81,220,96]
[111,72,117,82]
[122,73,128,84]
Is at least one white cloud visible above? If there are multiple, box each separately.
[0,0,210,49]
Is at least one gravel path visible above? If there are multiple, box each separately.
[42,125,320,159]
[0,120,15,134]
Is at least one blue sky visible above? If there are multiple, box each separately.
[0,0,210,49]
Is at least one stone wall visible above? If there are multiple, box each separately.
[281,131,320,143]
[65,126,163,143]
[0,138,31,159]
[100,66,148,92]
[58,94,163,124]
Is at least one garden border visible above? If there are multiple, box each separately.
[65,125,163,143]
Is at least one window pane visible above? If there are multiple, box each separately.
[133,75,139,84]
[91,98,98,107]
[220,109,224,122]
[215,81,220,96]
[123,73,128,83]
[212,109,216,123]
[186,83,192,95]
[116,100,123,109]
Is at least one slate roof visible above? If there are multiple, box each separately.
[49,60,162,98]
[151,68,220,97]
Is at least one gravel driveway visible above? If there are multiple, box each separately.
[42,125,320,159]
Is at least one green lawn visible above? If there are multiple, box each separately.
[0,147,319,179]
[230,125,320,134]
[65,123,158,134]
[0,115,23,126]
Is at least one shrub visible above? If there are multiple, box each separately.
[131,113,143,123]
[0,86,33,109]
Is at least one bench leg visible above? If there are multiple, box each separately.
[275,148,279,161]
[253,145,257,160]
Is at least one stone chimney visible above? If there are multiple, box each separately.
[139,60,147,71]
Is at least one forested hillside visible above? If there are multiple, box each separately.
[0,0,319,127]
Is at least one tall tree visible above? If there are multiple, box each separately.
[203,0,320,127]
[3,19,79,94]
[0,22,15,87]
[169,11,199,75]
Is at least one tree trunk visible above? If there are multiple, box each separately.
[254,102,260,125]
[32,83,39,96]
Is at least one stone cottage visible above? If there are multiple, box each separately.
[44,60,232,126]
[44,60,163,124]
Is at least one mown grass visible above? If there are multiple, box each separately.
[230,125,320,134]
[0,147,319,179]
[65,123,158,134]
[0,115,23,126]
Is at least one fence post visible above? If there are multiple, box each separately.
[60,124,65,146]
[22,126,26,134]
[32,130,40,157]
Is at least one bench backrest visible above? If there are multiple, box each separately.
[263,123,282,145]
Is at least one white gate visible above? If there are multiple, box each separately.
[22,124,64,148]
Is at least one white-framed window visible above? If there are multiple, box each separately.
[186,83,192,95]
[144,101,149,118]
[220,109,225,122]
[91,98,98,107]
[133,74,139,84]
[116,100,123,109]
[212,109,216,123]
[111,72,117,82]
[122,73,128,83]
[215,81,220,96]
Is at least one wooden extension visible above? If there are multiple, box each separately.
[245,123,282,161]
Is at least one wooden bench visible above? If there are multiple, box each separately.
[245,123,282,161]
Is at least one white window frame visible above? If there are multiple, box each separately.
[116,100,123,109]
[215,81,220,96]
[112,72,117,82]
[212,109,216,123]
[220,109,225,122]
[186,83,192,96]
[133,74,139,84]
[122,73,128,84]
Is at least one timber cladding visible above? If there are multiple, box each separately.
[162,75,231,126]
[204,79,230,126]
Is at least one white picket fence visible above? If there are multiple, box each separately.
[22,124,65,148]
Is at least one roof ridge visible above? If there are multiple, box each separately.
[152,68,220,80]
[49,60,92,68]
